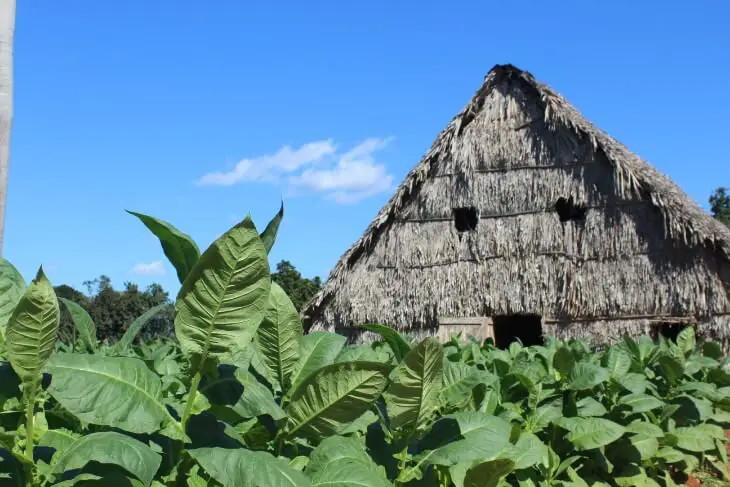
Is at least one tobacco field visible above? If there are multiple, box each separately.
[0,208,729,487]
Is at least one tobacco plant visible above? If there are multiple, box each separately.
[0,203,727,486]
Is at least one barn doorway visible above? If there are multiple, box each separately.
[650,322,688,343]
[492,314,544,349]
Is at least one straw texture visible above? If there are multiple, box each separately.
[302,64,730,349]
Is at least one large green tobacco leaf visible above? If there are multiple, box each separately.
[384,337,443,432]
[439,361,495,408]
[190,447,312,487]
[311,458,393,487]
[614,372,648,394]
[260,201,284,254]
[127,210,200,284]
[5,267,59,386]
[675,326,696,357]
[289,456,309,472]
[310,459,392,487]
[199,365,285,421]
[603,347,632,378]
[0,258,25,332]
[552,347,575,377]
[52,472,146,487]
[606,431,659,464]
[683,356,718,376]
[612,465,661,487]
[708,368,730,388]
[306,436,391,487]
[289,332,347,390]
[306,436,380,474]
[566,362,610,390]
[230,369,286,420]
[501,433,546,470]
[232,344,278,386]
[526,397,563,432]
[44,353,182,437]
[114,303,169,351]
[38,428,79,452]
[510,354,549,391]
[617,393,664,413]
[623,335,660,367]
[625,421,663,438]
[703,342,723,360]
[557,417,626,450]
[186,465,210,487]
[285,361,390,440]
[657,354,684,384]
[463,459,514,487]
[335,345,391,364]
[175,216,271,366]
[675,381,725,403]
[629,434,660,460]
[669,424,724,452]
[256,282,302,392]
[576,397,607,417]
[53,432,161,487]
[59,298,97,352]
[415,412,513,467]
[361,323,411,362]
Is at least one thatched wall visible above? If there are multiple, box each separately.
[304,64,730,350]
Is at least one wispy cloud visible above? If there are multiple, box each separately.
[288,137,394,203]
[131,260,165,276]
[196,137,394,203]
[196,140,336,186]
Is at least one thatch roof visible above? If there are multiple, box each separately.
[302,64,730,338]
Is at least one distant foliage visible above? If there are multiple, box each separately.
[55,275,173,343]
[710,186,730,228]
[271,260,322,311]
[51,260,318,346]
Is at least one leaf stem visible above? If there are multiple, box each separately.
[23,385,36,486]
[372,403,393,441]
[274,433,284,456]
[25,392,35,458]
[181,371,202,431]
[394,446,409,487]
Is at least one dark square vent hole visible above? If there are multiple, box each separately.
[453,206,479,232]
[555,196,587,222]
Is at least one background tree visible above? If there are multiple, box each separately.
[710,187,730,228]
[53,261,320,344]
[271,260,322,311]
[55,276,174,343]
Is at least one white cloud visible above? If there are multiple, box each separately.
[197,137,394,203]
[196,140,336,186]
[131,261,165,276]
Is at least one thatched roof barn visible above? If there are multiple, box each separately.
[302,64,730,350]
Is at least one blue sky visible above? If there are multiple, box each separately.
[6,1,729,297]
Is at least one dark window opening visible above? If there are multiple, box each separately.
[554,196,587,223]
[453,207,479,232]
[492,314,544,349]
[650,322,688,343]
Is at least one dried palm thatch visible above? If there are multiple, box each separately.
[302,64,730,350]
